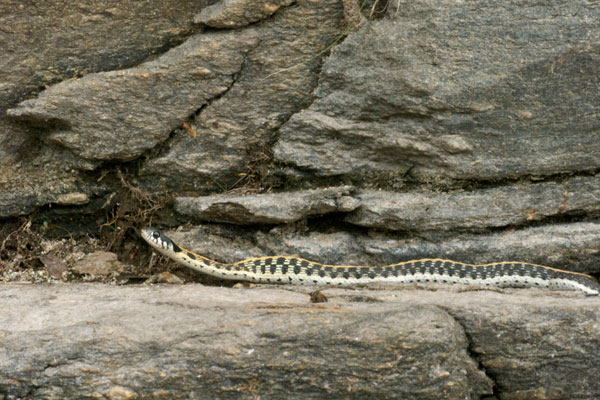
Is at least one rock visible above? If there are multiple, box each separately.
[147,271,184,284]
[39,255,68,280]
[194,0,295,28]
[7,31,259,163]
[72,251,124,276]
[2,284,599,398]
[163,222,600,275]
[3,3,599,396]
[0,150,102,217]
[175,175,600,230]
[174,186,358,224]
[54,192,90,206]
[273,0,600,181]
[105,386,137,400]
[345,175,600,231]
[436,292,600,400]
[0,0,207,216]
[3,0,600,222]
[141,0,346,191]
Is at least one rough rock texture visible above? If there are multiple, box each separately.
[0,151,101,217]
[195,0,295,28]
[2,284,600,399]
[173,175,600,231]
[274,0,600,181]
[2,1,600,397]
[174,186,358,224]
[7,31,259,163]
[72,251,124,276]
[1,0,345,213]
[39,255,68,280]
[141,0,345,191]
[0,0,209,216]
[346,175,600,231]
[0,0,206,109]
[165,222,600,274]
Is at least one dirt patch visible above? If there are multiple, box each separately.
[0,168,184,284]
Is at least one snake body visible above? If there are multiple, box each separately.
[141,228,600,296]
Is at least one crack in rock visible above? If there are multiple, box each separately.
[194,0,297,28]
[139,0,347,191]
[166,221,600,274]
[439,307,500,399]
[7,30,260,165]
[0,284,497,399]
[143,43,258,168]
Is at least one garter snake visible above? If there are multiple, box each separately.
[142,228,600,296]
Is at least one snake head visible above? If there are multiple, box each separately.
[141,227,179,253]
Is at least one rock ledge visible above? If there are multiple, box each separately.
[1,284,598,399]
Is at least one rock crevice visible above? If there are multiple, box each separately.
[162,221,600,273]
[172,174,600,236]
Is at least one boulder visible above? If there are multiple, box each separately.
[1,284,598,399]
[274,0,600,181]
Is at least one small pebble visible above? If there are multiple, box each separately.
[73,251,124,276]
[39,254,68,279]
[310,290,328,303]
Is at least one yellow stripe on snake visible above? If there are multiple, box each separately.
[142,228,600,296]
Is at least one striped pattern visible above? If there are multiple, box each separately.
[141,228,600,296]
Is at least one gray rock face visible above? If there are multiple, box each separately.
[174,186,358,224]
[274,0,600,181]
[195,0,295,28]
[0,0,345,212]
[3,284,599,399]
[0,0,205,111]
[174,176,600,232]
[0,0,208,216]
[7,31,259,163]
[142,0,345,191]
[1,2,600,397]
[346,175,600,231]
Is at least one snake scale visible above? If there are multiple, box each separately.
[141,228,600,296]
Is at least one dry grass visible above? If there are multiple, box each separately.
[0,168,170,283]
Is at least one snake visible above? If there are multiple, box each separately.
[141,228,600,296]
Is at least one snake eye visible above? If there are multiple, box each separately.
[152,231,160,239]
